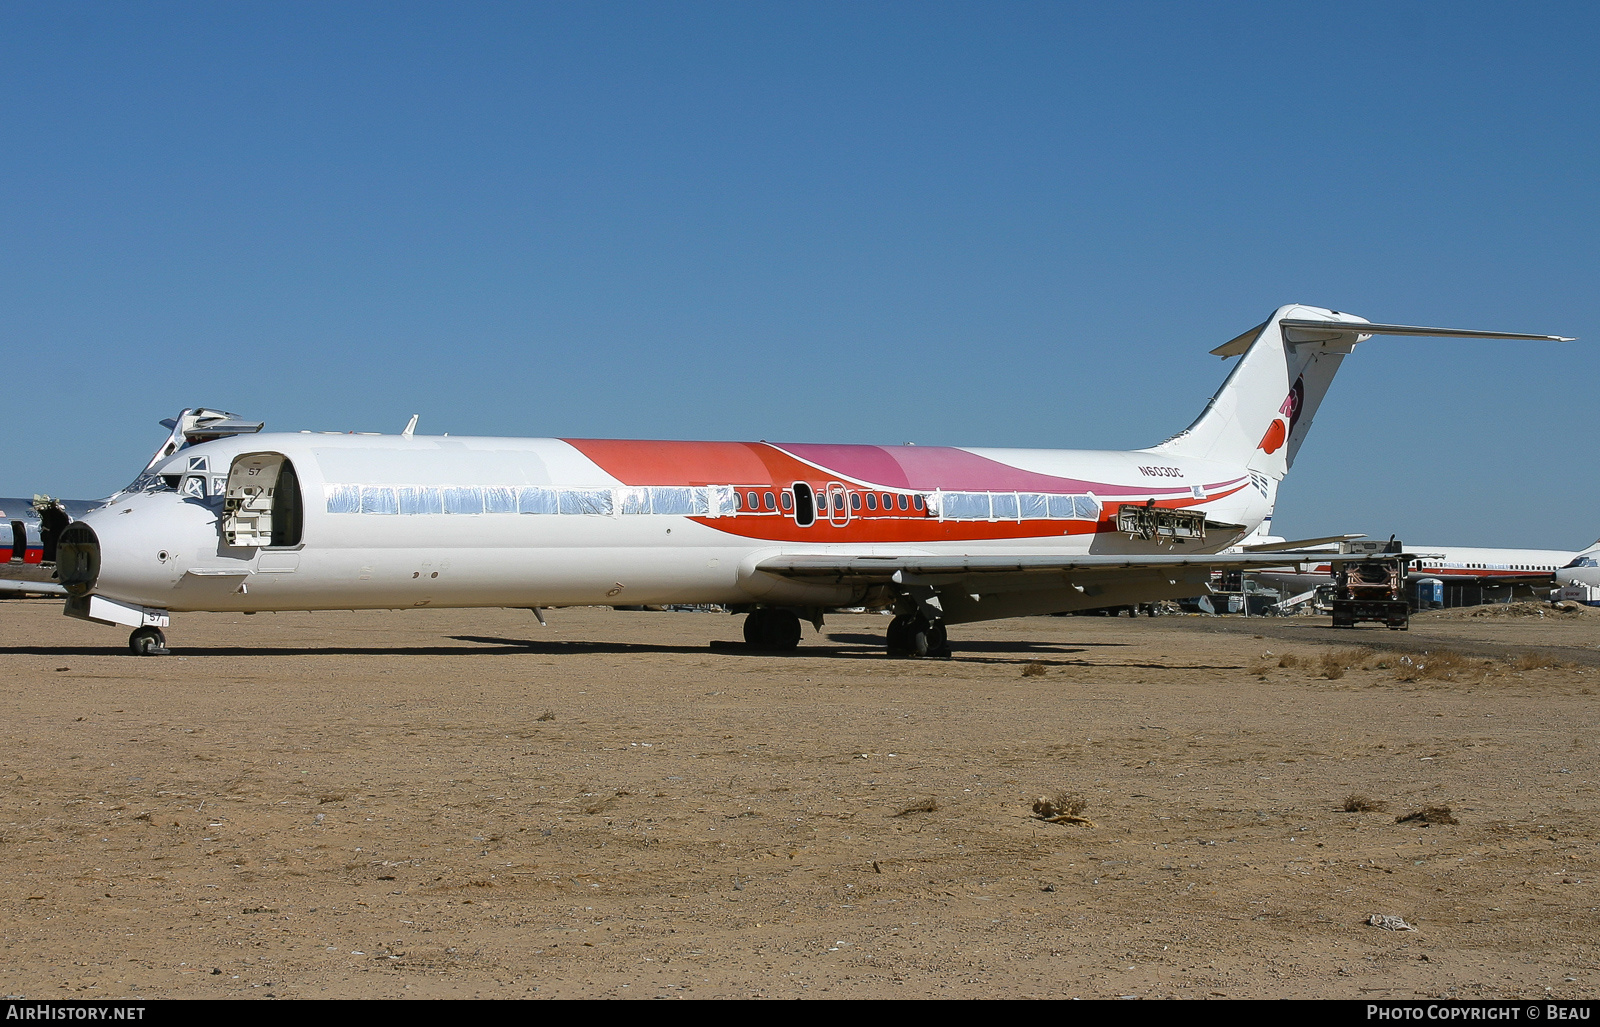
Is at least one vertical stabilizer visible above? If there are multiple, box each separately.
[1147,304,1371,481]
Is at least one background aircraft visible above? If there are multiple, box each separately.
[1252,536,1589,606]
[0,497,99,596]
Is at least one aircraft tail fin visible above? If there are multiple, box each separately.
[1147,305,1572,482]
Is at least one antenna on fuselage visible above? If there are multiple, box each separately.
[402,414,419,438]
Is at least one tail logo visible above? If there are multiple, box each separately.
[1256,376,1306,455]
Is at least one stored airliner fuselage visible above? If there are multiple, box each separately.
[48,306,1571,656]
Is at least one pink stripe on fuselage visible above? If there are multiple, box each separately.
[773,443,1193,497]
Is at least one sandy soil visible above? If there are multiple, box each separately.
[0,600,1596,1000]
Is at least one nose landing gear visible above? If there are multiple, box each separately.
[886,614,950,659]
[129,626,169,656]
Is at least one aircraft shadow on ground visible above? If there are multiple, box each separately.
[1,643,583,658]
[0,635,1120,662]
[824,632,1127,653]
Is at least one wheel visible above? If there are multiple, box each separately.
[892,616,949,658]
[886,615,913,654]
[759,609,802,650]
[745,609,801,651]
[743,609,768,647]
[128,626,168,656]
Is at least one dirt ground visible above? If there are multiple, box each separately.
[0,599,1596,1000]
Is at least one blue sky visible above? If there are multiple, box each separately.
[1,2,1594,547]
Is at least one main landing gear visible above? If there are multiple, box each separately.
[128,626,170,656]
[886,614,950,659]
[744,608,802,651]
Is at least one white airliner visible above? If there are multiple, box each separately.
[39,305,1570,656]
[1245,521,1592,599]
[1556,547,1600,591]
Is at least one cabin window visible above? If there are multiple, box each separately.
[360,487,397,515]
[763,491,775,510]
[518,487,559,514]
[649,487,704,516]
[865,493,877,511]
[561,489,614,515]
[780,491,793,512]
[850,492,861,511]
[443,487,484,515]
[398,486,441,515]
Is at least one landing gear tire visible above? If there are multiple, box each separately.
[128,626,169,656]
[888,615,950,659]
[743,609,802,651]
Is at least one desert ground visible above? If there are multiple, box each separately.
[0,599,1596,1000]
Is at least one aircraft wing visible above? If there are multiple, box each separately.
[756,549,1397,584]
[0,579,68,597]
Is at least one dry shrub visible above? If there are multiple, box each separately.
[536,710,556,722]
[1393,649,1483,682]
[893,796,939,817]
[1511,652,1571,672]
[1032,791,1094,826]
[1278,653,1301,669]
[1319,648,1369,680]
[1342,794,1389,813]
[1033,791,1087,819]
[582,790,630,815]
[1021,661,1047,677]
[1397,806,1458,825]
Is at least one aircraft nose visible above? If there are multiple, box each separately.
[55,522,101,596]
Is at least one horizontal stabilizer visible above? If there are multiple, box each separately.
[1279,319,1574,343]
[1242,534,1365,552]
[1211,317,1574,357]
